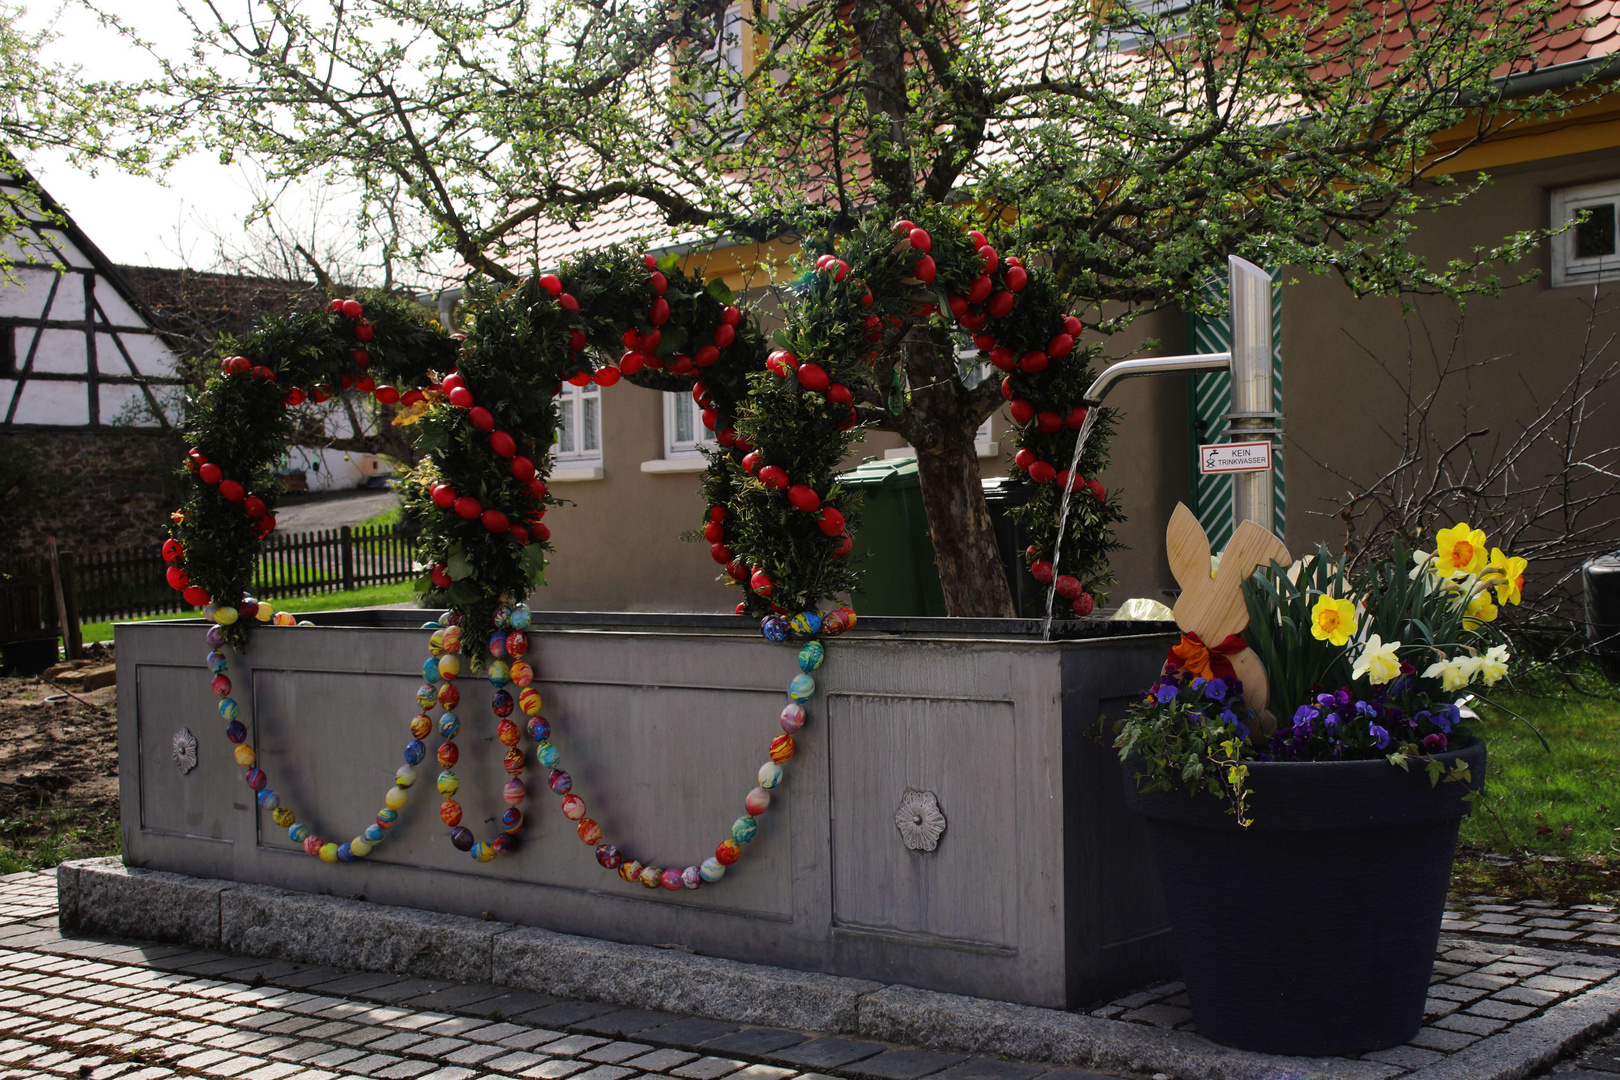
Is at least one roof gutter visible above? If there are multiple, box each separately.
[1497,53,1620,99]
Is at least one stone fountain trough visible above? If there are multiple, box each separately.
[109,608,1176,1010]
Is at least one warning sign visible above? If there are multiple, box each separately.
[1199,441,1273,475]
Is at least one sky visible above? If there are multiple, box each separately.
[17,1,351,272]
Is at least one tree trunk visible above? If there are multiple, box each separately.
[914,441,1016,617]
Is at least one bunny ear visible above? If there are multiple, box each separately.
[1214,521,1293,593]
[1166,503,1213,593]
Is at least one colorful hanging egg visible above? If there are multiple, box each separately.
[440,625,463,652]
[789,611,822,639]
[503,747,525,775]
[577,818,602,845]
[213,606,239,626]
[501,807,523,833]
[769,733,795,764]
[225,717,246,742]
[421,657,441,684]
[318,842,339,862]
[244,767,267,791]
[207,650,229,675]
[385,785,408,810]
[489,660,511,688]
[761,616,790,643]
[336,843,355,863]
[363,823,385,843]
[256,789,279,809]
[489,630,509,659]
[255,602,274,623]
[428,630,448,657]
[490,832,515,855]
[503,778,527,805]
[437,771,460,796]
[506,631,529,658]
[206,624,227,649]
[536,742,560,768]
[660,867,685,890]
[779,703,806,734]
[273,611,296,626]
[640,865,663,888]
[700,857,725,882]
[715,839,741,865]
[437,741,459,768]
[219,699,240,723]
[526,716,550,742]
[596,844,622,869]
[619,859,644,883]
[788,673,815,701]
[821,609,852,637]
[396,765,418,788]
[682,866,702,889]
[797,641,825,672]
[745,787,771,815]
[510,605,532,630]
[497,718,521,746]
[288,822,310,843]
[492,689,515,717]
[548,768,572,795]
[450,826,474,851]
[732,815,758,843]
[437,654,461,681]
[233,744,256,767]
[271,806,296,827]
[376,806,400,829]
[302,836,323,855]
[404,739,426,765]
[510,660,534,687]
[758,762,783,789]
[493,603,513,629]
[438,683,460,709]
[440,800,463,826]
[438,711,460,739]
[561,793,587,820]
[350,838,372,857]
[471,842,496,862]
[417,684,438,710]
[519,688,542,716]
[211,675,232,698]
[410,713,432,739]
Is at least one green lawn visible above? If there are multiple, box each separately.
[1453,668,1620,904]
[360,503,402,528]
[80,582,422,643]
[0,807,119,875]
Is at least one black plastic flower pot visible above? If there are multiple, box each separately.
[1123,738,1486,1058]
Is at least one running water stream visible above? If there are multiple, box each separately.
[1040,403,1102,641]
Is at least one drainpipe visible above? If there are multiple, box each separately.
[1083,256,1280,535]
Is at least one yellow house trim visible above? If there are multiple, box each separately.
[1428,92,1620,174]
[678,238,802,292]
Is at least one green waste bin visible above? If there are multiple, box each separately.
[838,457,949,617]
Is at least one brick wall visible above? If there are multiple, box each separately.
[0,428,186,562]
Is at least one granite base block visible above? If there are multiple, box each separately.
[492,925,885,1033]
[63,857,226,949]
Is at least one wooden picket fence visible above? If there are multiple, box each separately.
[73,524,418,622]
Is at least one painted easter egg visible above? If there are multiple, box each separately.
[788,673,815,701]
[745,787,771,815]
[758,762,783,789]
[779,703,805,734]
[760,615,790,643]
[769,733,795,764]
[789,611,822,639]
[798,641,824,672]
[700,857,726,882]
[732,815,759,843]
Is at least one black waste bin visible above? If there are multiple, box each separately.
[1583,552,1620,681]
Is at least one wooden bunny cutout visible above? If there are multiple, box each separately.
[1165,503,1291,726]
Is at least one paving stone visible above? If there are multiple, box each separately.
[1434,1012,1508,1036]
[416,1070,479,1080]
[497,1030,568,1051]
[1465,999,1538,1021]
[305,974,404,998]
[582,1043,653,1064]
[699,1030,808,1058]
[520,1062,591,1080]
[1491,985,1560,1006]
[621,1049,699,1073]
[1448,972,1517,991]
[1407,1027,1480,1052]
[440,1045,504,1066]
[453,994,559,1022]
[1552,965,1617,980]
[568,1067,636,1080]
[1428,983,1489,1003]
[1029,1071,1119,1080]
[1523,974,1593,994]
[361,1033,429,1054]
[373,1063,438,1080]
[340,1053,406,1076]
[1527,929,1582,942]
[637,1020,742,1050]
[669,1058,748,1080]
[420,1019,491,1039]
[349,981,454,1006]
[460,1023,531,1044]
[1119,1004,1191,1028]
[572,1012,681,1038]
[267,970,350,991]
[840,1050,966,1080]
[723,1068,796,1080]
[1423,998,1460,1019]
[767,1038,886,1070]
[517,1004,621,1029]
[484,1052,548,1073]
[402,988,507,1015]
[931,1063,1047,1080]
[401,1039,469,1058]
[1574,1035,1620,1074]
[529,1036,607,1058]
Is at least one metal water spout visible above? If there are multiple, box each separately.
[1082,255,1280,533]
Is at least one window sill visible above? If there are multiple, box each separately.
[641,456,709,474]
[884,441,1000,461]
[550,464,604,482]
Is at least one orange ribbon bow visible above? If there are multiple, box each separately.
[1167,631,1247,681]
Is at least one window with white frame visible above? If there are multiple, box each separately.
[697,4,746,138]
[554,382,602,464]
[1551,180,1620,287]
[1101,0,1196,50]
[665,390,714,458]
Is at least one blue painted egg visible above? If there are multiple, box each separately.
[758,761,784,789]
[700,857,725,882]
[256,789,279,809]
[489,631,508,659]
[797,641,825,673]
[226,718,247,743]
[421,658,441,683]
[492,689,514,717]
[501,807,523,833]
[288,823,310,843]
[536,741,559,768]
[489,660,510,688]
[376,807,399,829]
[437,712,460,739]
[731,815,758,843]
[788,673,815,701]
[526,716,550,742]
[509,605,532,630]
[363,823,385,844]
[219,699,240,723]
[205,624,226,649]
[403,739,426,765]
[336,843,355,862]
[420,621,441,630]
[206,650,228,675]
[760,616,790,643]
[789,611,822,639]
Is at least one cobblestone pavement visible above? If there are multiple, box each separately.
[1444,896,1620,949]
[0,872,1135,1080]
[5,869,1620,1080]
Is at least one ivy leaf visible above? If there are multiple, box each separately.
[446,549,475,581]
[447,579,482,605]
[520,543,549,585]
[657,253,680,272]
[706,277,736,305]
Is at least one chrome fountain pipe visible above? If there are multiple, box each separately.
[1080,255,1281,535]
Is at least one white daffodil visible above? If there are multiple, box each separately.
[1478,644,1510,686]
[1352,634,1403,685]
[1410,549,1436,581]
[1424,655,1481,693]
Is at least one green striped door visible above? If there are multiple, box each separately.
[1185,274,1285,549]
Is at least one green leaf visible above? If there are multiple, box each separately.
[706,277,736,305]
[657,253,680,272]
[446,549,475,581]
[520,542,549,585]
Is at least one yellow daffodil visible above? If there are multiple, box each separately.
[1310,594,1357,647]
[1423,655,1480,692]
[1478,644,1510,686]
[1464,589,1499,628]
[1434,523,1488,577]
[1352,634,1402,685]
[1486,548,1527,607]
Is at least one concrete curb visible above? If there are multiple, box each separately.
[58,859,1620,1080]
